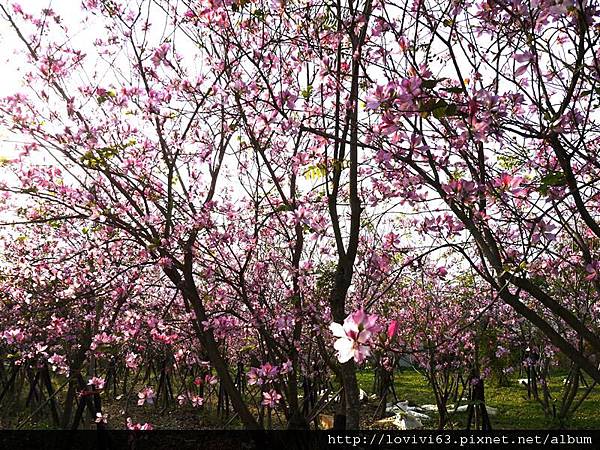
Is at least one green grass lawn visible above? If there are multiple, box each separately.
[355,368,600,429]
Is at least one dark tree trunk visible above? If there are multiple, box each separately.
[165,266,260,429]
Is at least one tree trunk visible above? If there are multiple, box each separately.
[331,265,360,429]
[165,266,260,429]
[340,360,361,429]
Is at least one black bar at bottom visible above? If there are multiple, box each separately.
[0,430,598,450]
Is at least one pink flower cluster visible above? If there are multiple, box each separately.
[261,389,282,408]
[126,418,153,430]
[247,361,291,386]
[137,387,156,406]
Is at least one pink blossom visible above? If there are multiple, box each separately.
[126,418,153,430]
[585,261,599,281]
[258,362,279,379]
[40,56,67,78]
[204,374,218,385]
[3,328,25,344]
[329,309,379,364]
[48,353,68,374]
[531,219,557,243]
[125,352,140,369]
[261,389,282,408]
[90,332,115,350]
[387,320,398,340]
[365,82,396,110]
[137,387,156,406]
[493,173,525,196]
[190,395,204,407]
[150,328,178,344]
[495,346,509,358]
[151,43,170,67]
[88,377,105,390]
[442,179,478,203]
[398,36,409,52]
[514,51,533,63]
[281,360,293,374]
[247,367,262,386]
[515,64,529,77]
[157,256,172,268]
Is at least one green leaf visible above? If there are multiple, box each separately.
[540,171,566,187]
[441,86,465,94]
[301,85,313,100]
[421,79,440,90]
[303,164,327,180]
[431,99,448,118]
[274,204,294,213]
[498,155,519,170]
[251,8,266,20]
[424,98,463,119]
[81,141,132,168]
[539,171,567,195]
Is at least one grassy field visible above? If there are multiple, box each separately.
[355,368,600,430]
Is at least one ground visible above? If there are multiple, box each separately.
[2,368,599,429]
[355,368,600,430]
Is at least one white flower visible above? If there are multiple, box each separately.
[329,309,379,364]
